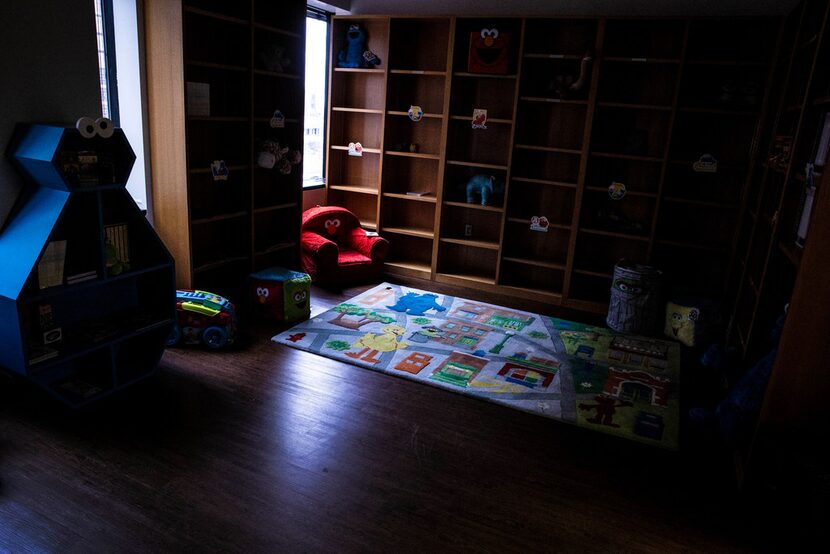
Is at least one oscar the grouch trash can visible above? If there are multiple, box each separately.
[606,260,663,335]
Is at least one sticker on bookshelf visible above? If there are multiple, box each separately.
[348,142,363,157]
[408,105,423,122]
[692,154,718,173]
[530,216,550,232]
[210,160,229,181]
[608,181,627,200]
[472,108,488,129]
[270,110,286,128]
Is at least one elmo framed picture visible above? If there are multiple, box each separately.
[468,28,511,74]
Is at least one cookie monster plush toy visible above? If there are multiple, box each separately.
[338,24,381,68]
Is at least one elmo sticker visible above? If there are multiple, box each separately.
[468,28,511,75]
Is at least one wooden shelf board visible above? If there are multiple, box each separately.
[334,67,385,74]
[188,164,248,174]
[183,6,248,26]
[443,200,503,213]
[453,72,517,79]
[662,197,736,209]
[591,152,664,163]
[253,69,301,80]
[193,256,249,274]
[449,115,513,124]
[597,101,672,111]
[186,60,247,72]
[328,184,379,195]
[385,260,432,275]
[602,56,681,64]
[585,186,657,198]
[191,210,248,226]
[439,237,500,250]
[506,217,570,230]
[573,268,612,279]
[253,202,298,215]
[520,96,588,105]
[332,107,384,114]
[500,284,563,300]
[686,59,766,67]
[26,263,173,304]
[654,239,728,253]
[389,69,446,76]
[502,256,566,270]
[384,150,441,160]
[580,228,650,241]
[383,226,434,239]
[187,116,248,123]
[511,176,577,188]
[253,117,300,124]
[436,272,496,286]
[523,53,582,60]
[446,160,508,171]
[778,239,803,267]
[360,220,377,231]
[387,110,444,119]
[331,145,382,154]
[253,22,301,38]
[383,192,437,203]
[255,242,298,256]
[515,144,582,155]
[678,107,759,116]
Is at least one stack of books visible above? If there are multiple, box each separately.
[65,270,97,285]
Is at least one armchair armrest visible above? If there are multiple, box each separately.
[301,231,338,268]
[347,227,389,261]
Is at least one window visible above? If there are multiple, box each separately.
[304,8,331,189]
[94,0,119,122]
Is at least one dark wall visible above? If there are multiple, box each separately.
[0,0,102,229]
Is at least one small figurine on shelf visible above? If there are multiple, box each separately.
[338,24,381,68]
[547,50,593,99]
[257,139,302,174]
[465,174,503,206]
[259,44,291,73]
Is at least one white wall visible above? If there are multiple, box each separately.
[349,0,795,16]
[0,0,102,230]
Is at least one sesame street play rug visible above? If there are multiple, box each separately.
[273,283,680,449]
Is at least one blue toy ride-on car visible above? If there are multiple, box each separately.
[167,290,238,349]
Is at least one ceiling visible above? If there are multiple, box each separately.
[347,0,797,16]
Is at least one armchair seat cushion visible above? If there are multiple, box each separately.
[338,248,372,266]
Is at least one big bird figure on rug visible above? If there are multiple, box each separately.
[347,324,409,364]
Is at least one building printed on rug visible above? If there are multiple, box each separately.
[496,362,555,389]
[430,351,487,388]
[328,303,396,330]
[608,336,669,370]
[449,302,535,331]
[409,320,492,349]
[394,352,434,374]
[602,367,670,406]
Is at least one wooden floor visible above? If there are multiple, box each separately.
[0,281,772,552]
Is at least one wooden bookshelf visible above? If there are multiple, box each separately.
[145,0,305,302]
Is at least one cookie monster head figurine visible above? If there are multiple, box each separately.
[338,24,381,68]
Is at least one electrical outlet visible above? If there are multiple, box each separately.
[464,224,473,237]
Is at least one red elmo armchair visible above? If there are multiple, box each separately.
[300,206,389,286]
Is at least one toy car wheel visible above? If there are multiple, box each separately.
[166,323,182,346]
[202,326,229,349]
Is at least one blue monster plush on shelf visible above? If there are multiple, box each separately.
[466,174,502,206]
[338,24,381,68]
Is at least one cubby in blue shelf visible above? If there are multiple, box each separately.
[0,124,175,407]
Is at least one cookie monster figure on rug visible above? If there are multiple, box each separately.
[338,24,381,68]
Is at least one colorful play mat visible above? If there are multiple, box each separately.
[273,283,680,449]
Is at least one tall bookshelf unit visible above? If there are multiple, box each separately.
[0,125,174,407]
[145,0,306,303]
[326,15,779,314]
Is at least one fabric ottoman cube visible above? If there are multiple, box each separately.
[250,267,311,322]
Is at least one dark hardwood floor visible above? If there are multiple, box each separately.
[0,280,774,552]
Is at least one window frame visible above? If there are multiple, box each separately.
[303,6,332,191]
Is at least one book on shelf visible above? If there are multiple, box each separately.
[28,345,58,366]
[406,190,432,197]
[105,223,131,275]
[57,378,104,400]
[37,240,67,289]
[65,270,98,285]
